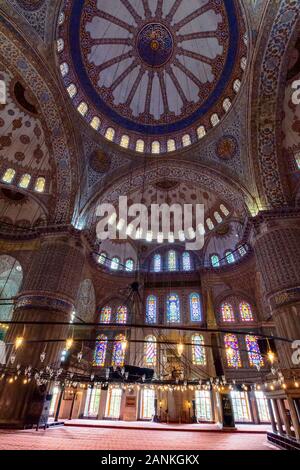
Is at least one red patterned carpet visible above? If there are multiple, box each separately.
[0,427,276,450]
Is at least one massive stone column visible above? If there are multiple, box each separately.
[251,215,300,371]
[0,231,86,427]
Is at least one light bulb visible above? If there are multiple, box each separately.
[15,336,24,350]
[267,350,275,364]
[177,342,184,356]
[65,338,73,350]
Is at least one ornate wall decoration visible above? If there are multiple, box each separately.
[216,135,238,161]
[75,278,96,322]
[251,0,300,207]
[57,0,247,153]
[7,0,48,39]
[0,17,79,222]
[89,149,111,173]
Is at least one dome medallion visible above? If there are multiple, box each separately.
[57,0,247,153]
[137,23,174,68]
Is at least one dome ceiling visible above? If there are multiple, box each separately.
[57,0,247,153]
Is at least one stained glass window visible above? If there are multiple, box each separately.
[146,295,157,324]
[225,251,235,264]
[93,335,107,367]
[182,252,191,271]
[224,333,241,368]
[167,293,180,323]
[153,254,162,272]
[125,259,134,272]
[116,305,127,324]
[144,335,157,367]
[112,334,126,367]
[168,250,177,271]
[211,255,220,267]
[100,306,111,324]
[221,302,235,322]
[111,257,119,270]
[190,293,202,322]
[246,335,264,368]
[192,334,206,365]
[239,302,254,322]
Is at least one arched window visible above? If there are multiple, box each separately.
[34,177,46,193]
[151,141,160,154]
[182,252,191,271]
[100,306,111,324]
[77,102,88,116]
[211,113,219,126]
[225,251,235,264]
[190,293,202,322]
[98,252,107,265]
[112,334,126,367]
[192,334,206,365]
[136,139,144,152]
[144,335,157,367]
[125,259,134,272]
[111,257,120,270]
[116,305,127,324]
[2,168,16,183]
[245,335,264,368]
[224,333,241,368]
[221,302,234,322]
[223,98,231,112]
[197,126,206,139]
[67,83,77,98]
[90,116,101,130]
[182,134,191,147]
[220,204,229,216]
[105,127,115,141]
[206,218,214,230]
[168,250,177,271]
[241,57,247,71]
[60,62,69,76]
[167,139,176,152]
[233,79,241,93]
[93,335,107,367]
[239,302,254,322]
[120,135,129,148]
[167,293,180,323]
[214,211,222,223]
[211,254,220,267]
[153,254,162,272]
[146,295,157,324]
[19,174,31,189]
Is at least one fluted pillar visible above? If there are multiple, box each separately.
[251,216,300,370]
[0,232,85,427]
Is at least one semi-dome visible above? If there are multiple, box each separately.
[56,0,247,153]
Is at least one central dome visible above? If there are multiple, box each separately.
[137,23,174,68]
[57,0,247,153]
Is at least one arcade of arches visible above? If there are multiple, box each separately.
[0,0,300,452]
